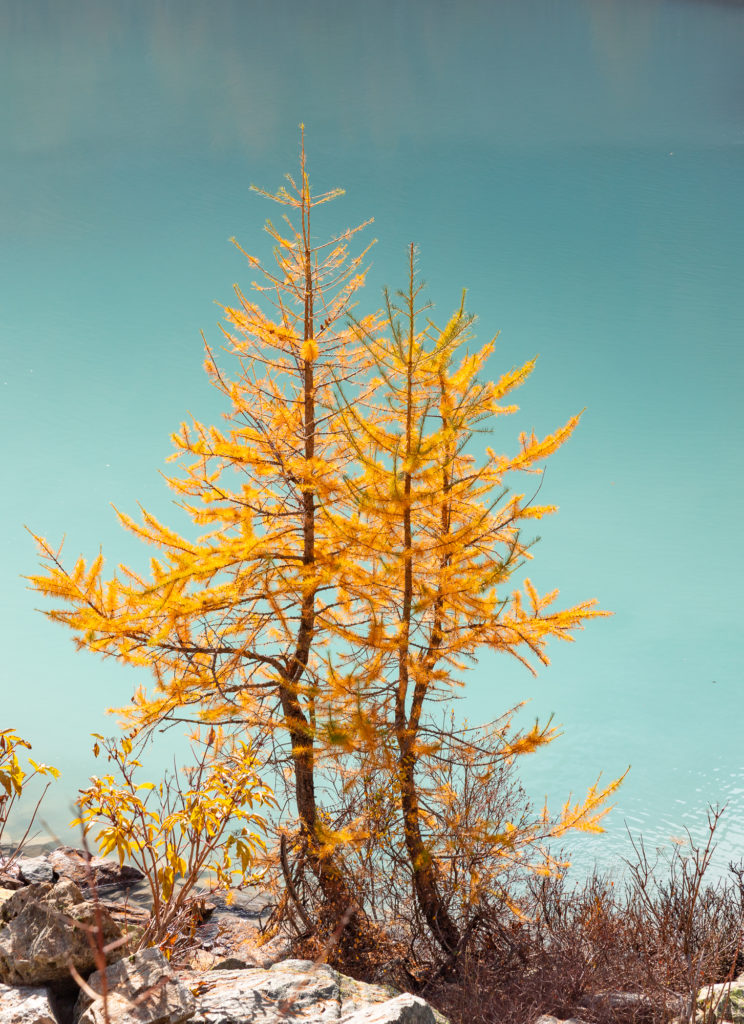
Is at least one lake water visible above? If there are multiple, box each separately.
[1,0,743,886]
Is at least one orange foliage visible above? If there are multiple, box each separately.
[27,134,623,954]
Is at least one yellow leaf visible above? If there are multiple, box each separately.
[300,338,319,362]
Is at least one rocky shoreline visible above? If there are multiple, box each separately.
[0,848,443,1024]
[1,849,743,1024]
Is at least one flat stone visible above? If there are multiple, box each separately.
[74,947,196,1024]
[48,848,144,893]
[0,982,60,1024]
[180,960,447,1024]
[186,961,341,1024]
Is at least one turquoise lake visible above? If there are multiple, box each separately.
[1,0,742,884]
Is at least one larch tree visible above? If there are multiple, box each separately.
[323,244,623,957]
[28,138,624,959]
[29,132,380,925]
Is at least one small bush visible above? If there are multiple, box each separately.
[422,807,744,1024]
[0,727,59,866]
[73,730,276,955]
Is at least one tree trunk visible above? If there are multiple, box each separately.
[279,683,361,932]
[397,733,462,957]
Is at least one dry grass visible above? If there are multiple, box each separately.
[261,805,743,1024]
[32,792,739,1024]
[416,808,744,1024]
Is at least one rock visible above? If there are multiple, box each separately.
[341,994,435,1024]
[697,978,744,1024]
[74,947,196,1024]
[535,1017,589,1024]
[580,991,654,1011]
[579,990,687,1019]
[189,951,218,972]
[0,873,24,891]
[179,958,446,1024]
[18,857,56,885]
[333,973,400,1016]
[0,890,15,910]
[99,900,150,948]
[186,961,340,1024]
[48,848,144,893]
[208,957,249,971]
[0,981,60,1024]
[99,899,150,925]
[193,918,293,969]
[0,880,78,926]
[0,878,125,986]
[221,927,292,968]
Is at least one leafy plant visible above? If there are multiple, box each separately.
[29,130,377,932]
[73,731,276,951]
[621,807,744,1024]
[425,809,744,1024]
[0,728,59,867]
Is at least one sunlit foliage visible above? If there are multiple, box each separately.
[28,133,624,959]
[0,728,59,860]
[73,731,275,950]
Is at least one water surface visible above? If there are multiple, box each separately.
[1,0,742,883]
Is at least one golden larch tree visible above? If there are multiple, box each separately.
[29,131,379,921]
[323,244,623,955]
[28,139,624,958]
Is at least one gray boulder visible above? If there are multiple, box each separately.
[187,960,340,1024]
[334,973,403,1017]
[0,878,124,986]
[181,958,443,1024]
[341,994,435,1024]
[0,981,59,1024]
[74,947,196,1024]
[17,857,56,885]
